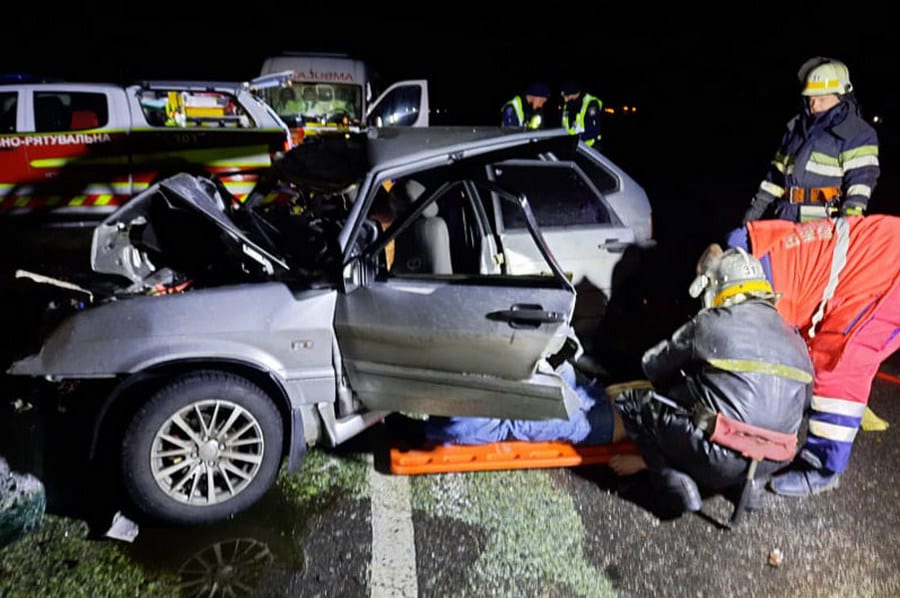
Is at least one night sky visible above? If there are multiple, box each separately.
[8,8,896,122]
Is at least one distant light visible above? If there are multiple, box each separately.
[872,114,882,124]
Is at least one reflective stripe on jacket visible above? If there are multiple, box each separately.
[501,96,542,129]
[501,96,526,127]
[641,300,813,433]
[561,93,602,146]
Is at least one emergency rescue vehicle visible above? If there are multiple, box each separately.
[0,79,292,223]
[250,52,428,145]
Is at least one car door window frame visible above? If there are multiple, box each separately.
[356,176,573,293]
[487,159,625,233]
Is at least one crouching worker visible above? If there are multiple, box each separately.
[608,247,814,516]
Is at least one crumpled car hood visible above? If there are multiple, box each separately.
[91,173,290,287]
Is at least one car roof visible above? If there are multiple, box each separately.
[0,81,121,91]
[269,126,578,194]
[137,80,250,93]
[365,126,571,168]
[0,80,251,94]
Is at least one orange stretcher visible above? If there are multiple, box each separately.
[389,439,640,475]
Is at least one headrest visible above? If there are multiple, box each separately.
[422,202,439,218]
[404,179,426,201]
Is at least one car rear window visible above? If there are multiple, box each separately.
[492,162,613,230]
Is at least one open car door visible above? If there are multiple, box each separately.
[366,80,429,127]
[334,176,579,421]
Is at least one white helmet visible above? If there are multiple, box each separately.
[688,245,776,309]
[799,58,853,96]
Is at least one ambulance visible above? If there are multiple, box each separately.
[0,79,292,223]
[251,52,428,145]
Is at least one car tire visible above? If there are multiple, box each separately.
[121,371,283,526]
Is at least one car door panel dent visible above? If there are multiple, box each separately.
[344,359,578,420]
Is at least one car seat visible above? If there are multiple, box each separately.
[70,109,99,130]
[391,181,453,275]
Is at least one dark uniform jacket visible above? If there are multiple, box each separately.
[744,96,880,222]
[616,300,814,490]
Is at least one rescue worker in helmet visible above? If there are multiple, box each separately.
[501,82,550,130]
[393,248,813,517]
[560,80,603,147]
[743,57,880,223]
[609,247,814,515]
[724,215,900,497]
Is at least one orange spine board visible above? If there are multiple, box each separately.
[390,440,639,475]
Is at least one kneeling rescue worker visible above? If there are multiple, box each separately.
[609,247,814,516]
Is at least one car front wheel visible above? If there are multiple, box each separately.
[121,371,283,525]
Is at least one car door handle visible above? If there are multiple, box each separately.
[487,306,567,328]
[599,239,630,253]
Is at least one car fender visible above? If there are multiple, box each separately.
[8,283,339,409]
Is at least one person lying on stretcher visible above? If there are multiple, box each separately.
[396,248,814,517]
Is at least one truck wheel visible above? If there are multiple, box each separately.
[121,371,283,525]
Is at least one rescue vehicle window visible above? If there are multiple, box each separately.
[492,162,613,230]
[139,90,251,129]
[68,93,107,130]
[34,92,108,132]
[0,92,15,133]
[34,94,69,132]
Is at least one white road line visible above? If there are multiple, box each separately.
[369,465,418,598]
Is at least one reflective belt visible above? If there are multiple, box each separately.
[788,186,841,204]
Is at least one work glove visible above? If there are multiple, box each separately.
[742,198,766,224]
[841,200,865,216]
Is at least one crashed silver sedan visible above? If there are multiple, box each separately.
[6,126,651,525]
